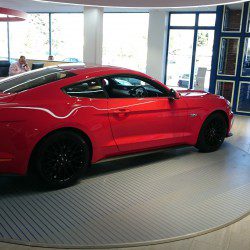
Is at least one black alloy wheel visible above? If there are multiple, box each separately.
[34,131,90,188]
[196,113,227,152]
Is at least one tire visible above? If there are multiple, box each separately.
[196,113,228,153]
[33,131,90,188]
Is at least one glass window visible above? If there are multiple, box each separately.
[166,29,194,88]
[0,68,75,93]
[222,3,243,32]
[0,22,8,60]
[247,5,250,32]
[237,82,250,113]
[102,13,149,73]
[104,76,167,98]
[51,13,84,62]
[194,30,214,91]
[241,38,250,77]
[64,79,106,98]
[198,14,216,26]
[9,14,49,60]
[170,14,195,26]
[218,38,239,76]
[216,80,234,105]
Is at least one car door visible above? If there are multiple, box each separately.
[63,78,119,161]
[103,75,188,152]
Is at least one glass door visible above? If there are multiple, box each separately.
[194,30,215,91]
[166,29,194,88]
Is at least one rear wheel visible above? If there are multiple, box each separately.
[33,131,90,188]
[196,113,227,152]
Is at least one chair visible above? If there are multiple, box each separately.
[32,63,44,70]
[0,61,11,77]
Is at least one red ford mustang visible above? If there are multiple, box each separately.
[0,64,233,187]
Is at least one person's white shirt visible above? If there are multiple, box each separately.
[9,61,30,76]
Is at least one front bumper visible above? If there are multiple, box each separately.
[227,110,234,137]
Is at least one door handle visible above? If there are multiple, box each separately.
[113,109,130,116]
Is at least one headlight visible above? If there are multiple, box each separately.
[226,99,231,107]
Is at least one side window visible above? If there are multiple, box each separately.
[102,76,168,98]
[0,68,76,93]
[63,79,107,98]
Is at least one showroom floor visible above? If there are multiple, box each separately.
[0,115,249,250]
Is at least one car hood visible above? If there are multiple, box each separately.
[177,89,209,98]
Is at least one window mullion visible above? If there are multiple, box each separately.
[189,14,199,89]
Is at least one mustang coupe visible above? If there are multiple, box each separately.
[0,64,233,187]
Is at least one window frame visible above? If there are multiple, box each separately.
[62,74,170,99]
[240,37,250,78]
[170,13,196,27]
[236,81,250,113]
[222,3,244,33]
[215,79,235,106]
[62,77,109,99]
[165,11,216,89]
[217,36,240,77]
[103,74,170,98]
[5,12,84,61]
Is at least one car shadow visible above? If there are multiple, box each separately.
[0,146,196,196]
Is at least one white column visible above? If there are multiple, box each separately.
[146,10,169,82]
[83,7,103,64]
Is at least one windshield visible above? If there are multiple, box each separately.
[0,67,76,94]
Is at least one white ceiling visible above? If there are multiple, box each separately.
[0,0,219,12]
[40,0,246,8]
[0,0,84,12]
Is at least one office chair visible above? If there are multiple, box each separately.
[0,60,11,77]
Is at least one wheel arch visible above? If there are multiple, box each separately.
[195,109,229,146]
[205,110,229,130]
[28,127,93,174]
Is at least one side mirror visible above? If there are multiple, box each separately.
[168,88,180,100]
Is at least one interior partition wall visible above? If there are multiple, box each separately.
[210,2,250,115]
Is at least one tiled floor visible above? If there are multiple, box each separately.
[0,115,249,250]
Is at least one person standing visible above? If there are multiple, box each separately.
[9,55,31,76]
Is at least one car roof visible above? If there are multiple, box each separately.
[57,63,144,77]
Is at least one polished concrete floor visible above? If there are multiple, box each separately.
[0,115,249,250]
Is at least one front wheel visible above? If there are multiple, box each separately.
[196,113,228,152]
[33,131,90,188]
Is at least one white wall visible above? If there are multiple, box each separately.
[83,7,103,64]
[146,10,169,82]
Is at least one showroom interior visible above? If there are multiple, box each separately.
[0,0,250,250]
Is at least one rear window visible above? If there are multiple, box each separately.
[0,67,76,93]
